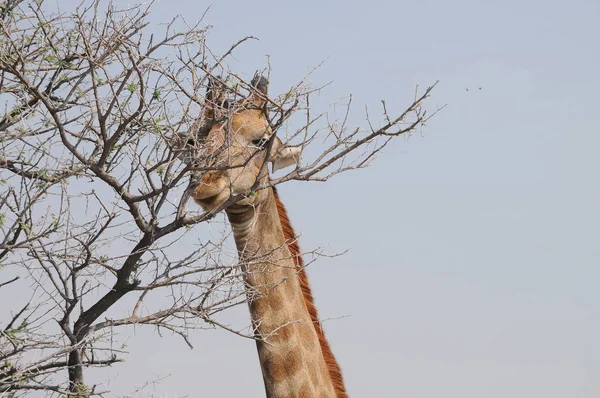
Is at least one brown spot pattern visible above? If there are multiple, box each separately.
[298,382,312,398]
[262,347,304,385]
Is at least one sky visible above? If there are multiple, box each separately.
[4,0,600,396]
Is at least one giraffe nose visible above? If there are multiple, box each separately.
[192,170,227,201]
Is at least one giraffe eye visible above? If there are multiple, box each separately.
[251,137,269,148]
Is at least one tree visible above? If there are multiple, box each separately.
[0,0,437,395]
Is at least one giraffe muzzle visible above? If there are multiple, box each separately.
[192,171,228,204]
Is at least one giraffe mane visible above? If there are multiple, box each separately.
[272,187,348,398]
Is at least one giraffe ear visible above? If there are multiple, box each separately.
[268,136,301,172]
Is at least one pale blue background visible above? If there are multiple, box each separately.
[11,0,600,396]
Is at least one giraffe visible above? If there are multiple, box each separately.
[186,75,348,398]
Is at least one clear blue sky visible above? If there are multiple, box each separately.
[17,0,600,396]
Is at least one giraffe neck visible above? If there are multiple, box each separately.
[272,188,348,398]
[227,189,337,398]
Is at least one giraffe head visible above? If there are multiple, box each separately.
[184,75,300,211]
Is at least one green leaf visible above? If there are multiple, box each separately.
[126,83,138,93]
